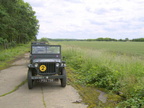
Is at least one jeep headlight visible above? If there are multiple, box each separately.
[34,63,38,67]
[61,63,66,67]
[56,63,59,67]
[61,63,64,66]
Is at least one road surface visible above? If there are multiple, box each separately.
[0,53,87,108]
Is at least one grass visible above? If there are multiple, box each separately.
[0,43,30,70]
[0,80,27,97]
[59,41,144,56]
[54,41,144,107]
[67,67,122,108]
[41,87,47,108]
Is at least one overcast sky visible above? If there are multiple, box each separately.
[23,0,144,39]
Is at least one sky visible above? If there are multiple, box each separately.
[23,0,144,39]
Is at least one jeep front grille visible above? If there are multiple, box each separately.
[38,63,56,74]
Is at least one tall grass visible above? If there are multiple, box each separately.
[60,42,144,107]
[0,44,30,69]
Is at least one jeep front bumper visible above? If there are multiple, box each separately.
[31,75,65,80]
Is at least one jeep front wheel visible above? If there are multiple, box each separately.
[27,69,33,89]
[61,68,67,87]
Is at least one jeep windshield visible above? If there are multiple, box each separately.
[32,45,60,54]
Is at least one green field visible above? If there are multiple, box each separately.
[60,41,144,56]
[55,41,144,107]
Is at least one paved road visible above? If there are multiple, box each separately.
[0,54,87,108]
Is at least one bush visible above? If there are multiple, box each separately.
[39,37,49,44]
[63,48,120,91]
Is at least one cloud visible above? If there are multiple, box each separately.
[138,17,144,22]
[89,20,105,25]
[23,0,144,39]
[95,9,109,15]
[62,0,83,3]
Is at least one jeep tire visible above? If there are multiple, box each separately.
[27,69,33,89]
[61,68,66,87]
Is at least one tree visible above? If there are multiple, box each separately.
[0,0,39,48]
[132,38,144,42]
[39,37,49,44]
[125,38,129,41]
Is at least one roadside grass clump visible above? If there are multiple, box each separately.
[61,44,144,107]
[0,43,30,69]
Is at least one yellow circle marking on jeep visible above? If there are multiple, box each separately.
[40,65,47,72]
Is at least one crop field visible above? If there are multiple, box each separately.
[55,41,144,107]
[61,41,144,56]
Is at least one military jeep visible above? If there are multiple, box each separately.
[27,43,66,89]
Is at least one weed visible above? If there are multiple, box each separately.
[0,80,27,97]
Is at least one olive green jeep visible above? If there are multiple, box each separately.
[27,42,66,89]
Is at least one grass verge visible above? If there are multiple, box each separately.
[0,43,30,70]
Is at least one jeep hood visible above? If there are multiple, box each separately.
[33,59,61,63]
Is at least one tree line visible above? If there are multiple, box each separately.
[0,0,39,49]
[87,37,144,42]
[48,37,144,42]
